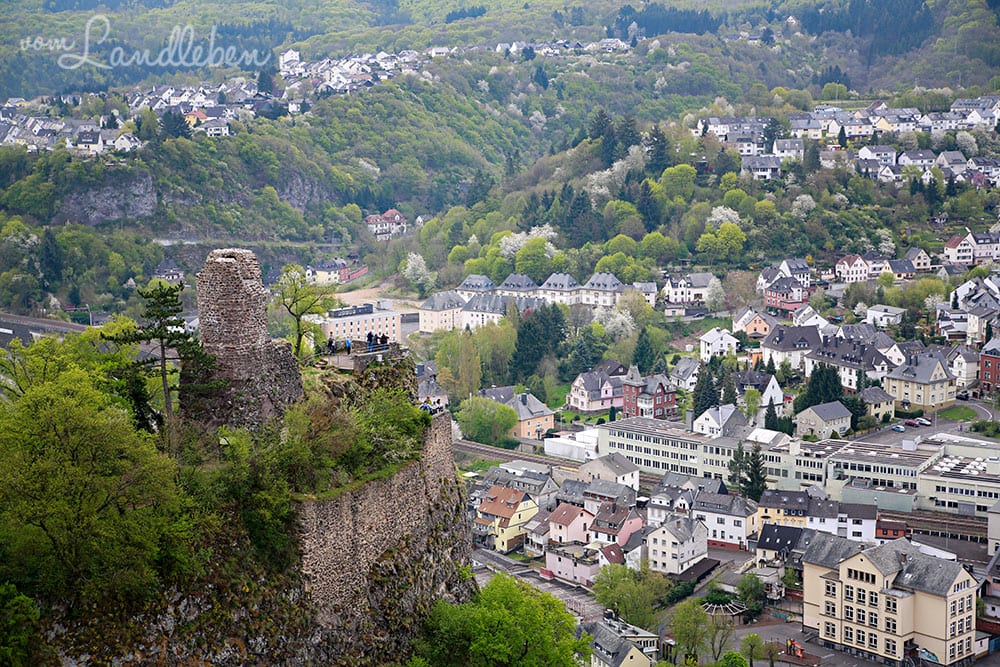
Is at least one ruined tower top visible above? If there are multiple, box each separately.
[194,248,303,427]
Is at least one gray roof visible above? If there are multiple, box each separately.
[462,293,545,315]
[801,531,865,568]
[887,259,915,274]
[805,400,852,422]
[904,247,929,261]
[759,489,810,511]
[421,290,465,311]
[756,524,803,553]
[539,272,581,291]
[693,491,756,517]
[808,497,841,519]
[583,272,625,292]
[885,351,954,384]
[659,516,701,543]
[859,386,894,404]
[763,325,821,352]
[896,549,970,596]
[457,274,495,291]
[670,357,700,381]
[583,452,639,477]
[498,273,539,291]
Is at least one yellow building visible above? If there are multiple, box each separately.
[473,485,538,553]
[884,352,956,413]
[755,489,810,528]
[803,532,978,667]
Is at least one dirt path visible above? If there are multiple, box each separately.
[336,280,423,313]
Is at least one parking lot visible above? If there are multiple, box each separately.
[849,399,995,448]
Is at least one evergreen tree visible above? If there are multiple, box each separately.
[727,441,746,490]
[160,110,191,139]
[793,364,843,413]
[647,125,671,174]
[765,355,776,375]
[692,362,718,418]
[987,321,994,343]
[609,405,617,422]
[721,369,737,405]
[39,228,62,287]
[633,327,655,374]
[742,443,768,501]
[102,281,196,440]
[837,126,847,148]
[764,399,778,431]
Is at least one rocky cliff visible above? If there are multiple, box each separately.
[45,414,473,665]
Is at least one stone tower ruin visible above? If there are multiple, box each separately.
[195,248,303,427]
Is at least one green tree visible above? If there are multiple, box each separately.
[592,563,665,629]
[39,227,62,287]
[415,573,591,666]
[160,110,191,139]
[671,598,710,664]
[793,364,843,414]
[436,330,483,402]
[742,443,768,501]
[737,576,766,620]
[515,237,552,283]
[456,396,518,446]
[0,369,179,606]
[0,582,39,667]
[104,280,188,427]
[727,441,746,491]
[741,633,765,667]
[660,164,697,201]
[272,264,334,359]
[721,369,737,405]
[692,362,718,418]
[719,650,749,667]
[743,388,762,422]
[633,327,655,374]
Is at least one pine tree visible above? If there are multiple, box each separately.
[837,126,847,148]
[39,228,63,287]
[727,441,746,490]
[742,444,768,501]
[102,281,205,441]
[721,370,737,405]
[633,327,655,374]
[765,355,776,376]
[764,399,778,430]
[692,363,718,418]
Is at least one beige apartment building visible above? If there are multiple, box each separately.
[803,533,978,667]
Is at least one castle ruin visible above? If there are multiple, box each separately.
[195,248,303,427]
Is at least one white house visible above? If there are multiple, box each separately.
[578,453,640,492]
[645,517,707,575]
[865,304,906,328]
[699,327,738,362]
[691,491,758,550]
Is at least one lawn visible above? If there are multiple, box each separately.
[546,383,570,409]
[938,405,978,422]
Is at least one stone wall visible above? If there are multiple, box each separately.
[296,413,475,664]
[194,248,303,427]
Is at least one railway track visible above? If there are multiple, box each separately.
[878,509,987,540]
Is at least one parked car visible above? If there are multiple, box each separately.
[904,419,920,427]
[916,417,932,426]
[891,424,906,432]
[957,390,969,400]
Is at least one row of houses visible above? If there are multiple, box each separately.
[418,272,657,333]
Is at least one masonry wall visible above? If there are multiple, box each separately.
[296,413,476,664]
